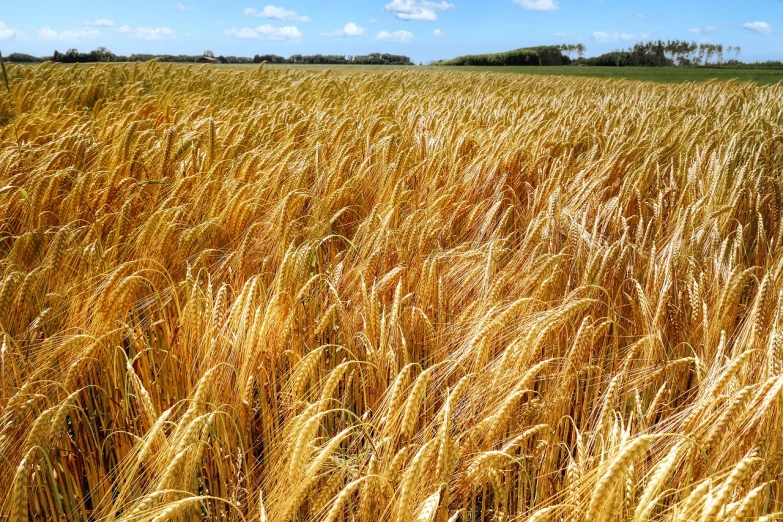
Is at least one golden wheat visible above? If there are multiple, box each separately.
[0,61,782,521]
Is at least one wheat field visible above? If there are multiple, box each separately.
[0,61,782,521]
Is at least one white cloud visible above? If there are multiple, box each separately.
[384,0,455,21]
[323,22,366,37]
[369,18,379,24]
[376,29,416,43]
[743,21,774,36]
[172,2,196,11]
[0,22,18,41]
[433,28,444,37]
[688,26,718,35]
[513,0,559,11]
[554,31,580,40]
[85,19,114,27]
[119,26,175,40]
[592,31,647,42]
[633,14,648,20]
[224,24,302,40]
[39,27,102,41]
[244,6,310,22]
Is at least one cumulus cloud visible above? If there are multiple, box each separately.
[0,22,18,40]
[119,26,175,40]
[172,3,196,11]
[322,22,365,37]
[688,26,718,34]
[513,0,559,11]
[433,28,444,37]
[39,27,102,41]
[384,0,455,21]
[592,31,648,42]
[85,19,114,27]
[244,6,310,22]
[743,21,774,36]
[376,29,416,43]
[224,24,302,40]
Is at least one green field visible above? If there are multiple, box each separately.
[223,63,783,85]
[431,65,783,85]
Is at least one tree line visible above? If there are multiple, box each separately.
[4,48,413,66]
[5,48,254,64]
[576,40,743,67]
[254,53,413,65]
[432,46,571,67]
[560,44,587,60]
[431,40,769,68]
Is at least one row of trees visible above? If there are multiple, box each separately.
[433,46,571,67]
[429,40,754,69]
[254,53,413,65]
[560,44,586,61]
[431,41,750,68]
[660,40,741,65]
[576,40,742,67]
[6,48,413,66]
[47,49,255,64]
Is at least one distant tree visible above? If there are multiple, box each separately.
[676,41,689,65]
[53,49,81,63]
[664,40,672,63]
[559,44,584,62]
[679,41,688,64]
[94,47,114,62]
[665,40,682,65]
[7,53,41,63]
[203,50,215,58]
[254,54,285,64]
[560,44,577,61]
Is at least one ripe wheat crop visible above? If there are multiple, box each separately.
[0,61,782,521]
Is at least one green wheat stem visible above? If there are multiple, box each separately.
[0,52,9,93]
[0,52,24,164]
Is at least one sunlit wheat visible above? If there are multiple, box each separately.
[0,60,782,521]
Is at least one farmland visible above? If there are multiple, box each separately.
[233,64,783,86]
[428,65,783,85]
[1,62,783,521]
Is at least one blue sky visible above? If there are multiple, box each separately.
[0,1,780,63]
